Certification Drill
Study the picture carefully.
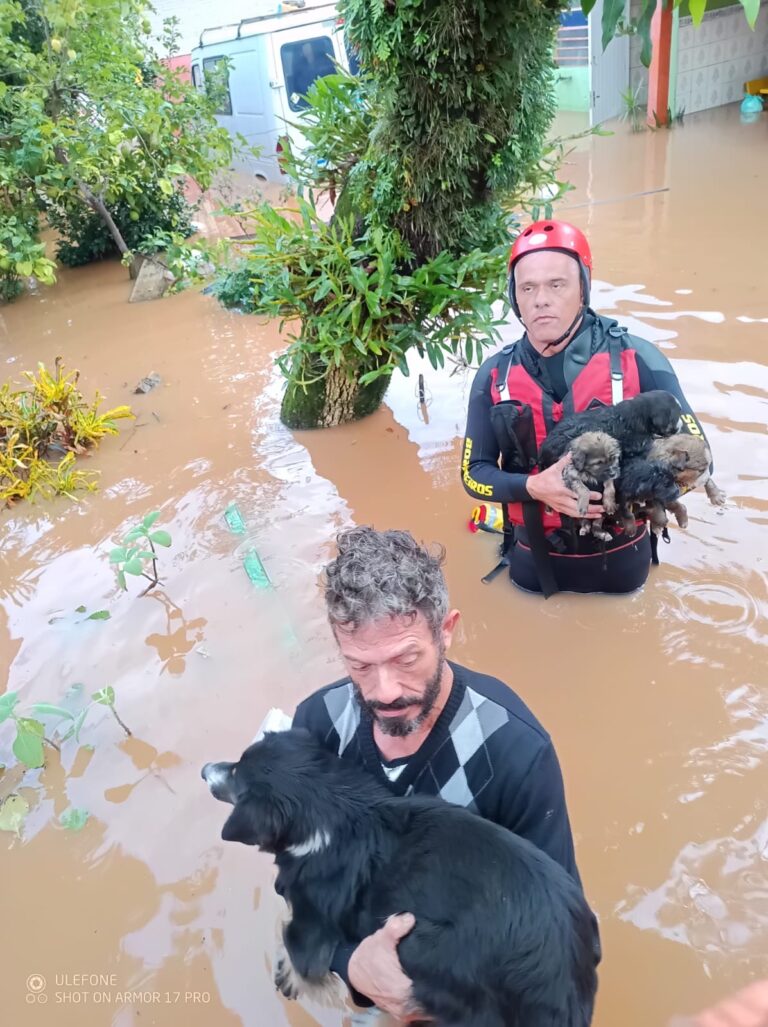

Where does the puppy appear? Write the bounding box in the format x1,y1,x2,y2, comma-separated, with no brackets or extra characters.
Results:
563,431,621,542
613,457,681,537
539,390,682,470
648,434,726,527
203,730,598,1027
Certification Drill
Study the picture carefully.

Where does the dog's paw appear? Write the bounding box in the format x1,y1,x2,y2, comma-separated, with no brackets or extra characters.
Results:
673,506,688,529
705,480,727,507
274,955,302,1000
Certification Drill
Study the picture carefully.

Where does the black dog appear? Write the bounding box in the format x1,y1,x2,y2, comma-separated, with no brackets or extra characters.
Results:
203,729,598,1027
538,390,682,469
614,456,681,536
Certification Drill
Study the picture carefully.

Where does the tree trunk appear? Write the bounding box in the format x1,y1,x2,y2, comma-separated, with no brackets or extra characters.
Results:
53,144,141,276
280,364,390,430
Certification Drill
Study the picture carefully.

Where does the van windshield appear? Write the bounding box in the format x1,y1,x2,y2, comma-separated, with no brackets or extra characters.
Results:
280,36,335,111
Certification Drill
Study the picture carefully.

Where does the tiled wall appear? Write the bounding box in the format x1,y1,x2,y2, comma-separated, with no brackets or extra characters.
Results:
677,4,768,113
630,2,768,115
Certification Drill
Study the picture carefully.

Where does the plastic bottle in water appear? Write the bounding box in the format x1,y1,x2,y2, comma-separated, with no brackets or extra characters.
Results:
243,548,271,589
224,502,246,535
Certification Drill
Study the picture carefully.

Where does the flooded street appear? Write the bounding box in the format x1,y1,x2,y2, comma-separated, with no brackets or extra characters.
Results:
1,104,767,1026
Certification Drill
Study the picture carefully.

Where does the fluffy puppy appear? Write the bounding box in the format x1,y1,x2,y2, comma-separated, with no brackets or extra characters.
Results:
539,390,682,470
614,457,681,537
648,434,726,525
563,431,621,541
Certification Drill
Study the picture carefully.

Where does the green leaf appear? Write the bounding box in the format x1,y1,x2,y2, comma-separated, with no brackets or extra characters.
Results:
636,0,655,67
109,547,127,563
124,528,145,543
581,0,598,14
123,558,144,575
16,717,44,736
689,0,706,24
86,610,111,621
16,260,33,277
0,691,19,724
159,178,173,196
142,511,161,529
75,605,87,613
13,721,45,769
92,686,115,707
739,0,760,27
60,807,89,831
30,703,74,721
117,570,127,591
602,0,626,51
59,706,89,744
136,550,155,561
149,530,171,547
0,794,30,835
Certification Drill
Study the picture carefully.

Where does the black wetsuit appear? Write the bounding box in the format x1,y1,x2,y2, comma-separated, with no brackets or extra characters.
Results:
462,311,708,594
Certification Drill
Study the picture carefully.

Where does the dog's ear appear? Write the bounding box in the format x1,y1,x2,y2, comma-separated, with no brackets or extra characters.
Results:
571,445,586,471
221,790,290,849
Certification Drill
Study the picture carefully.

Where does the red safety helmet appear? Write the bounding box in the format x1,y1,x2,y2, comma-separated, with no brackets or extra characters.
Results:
507,220,592,320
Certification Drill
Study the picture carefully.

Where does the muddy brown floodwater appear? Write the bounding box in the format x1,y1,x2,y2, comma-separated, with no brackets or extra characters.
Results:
1,104,767,1027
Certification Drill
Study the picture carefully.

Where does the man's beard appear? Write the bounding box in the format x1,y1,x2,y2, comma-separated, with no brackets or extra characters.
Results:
352,651,445,738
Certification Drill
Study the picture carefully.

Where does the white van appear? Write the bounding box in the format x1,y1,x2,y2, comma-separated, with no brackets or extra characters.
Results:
190,1,353,182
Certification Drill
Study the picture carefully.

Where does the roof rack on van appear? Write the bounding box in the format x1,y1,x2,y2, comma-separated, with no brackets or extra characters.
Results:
198,1,338,48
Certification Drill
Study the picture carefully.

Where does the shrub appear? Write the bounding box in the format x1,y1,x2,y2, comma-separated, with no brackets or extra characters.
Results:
48,189,195,268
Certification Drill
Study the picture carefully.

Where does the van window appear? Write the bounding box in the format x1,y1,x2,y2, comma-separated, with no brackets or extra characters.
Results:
191,64,202,90
280,36,335,111
203,56,233,116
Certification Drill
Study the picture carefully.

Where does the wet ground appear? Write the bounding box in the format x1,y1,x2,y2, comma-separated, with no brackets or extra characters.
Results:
1,103,767,1026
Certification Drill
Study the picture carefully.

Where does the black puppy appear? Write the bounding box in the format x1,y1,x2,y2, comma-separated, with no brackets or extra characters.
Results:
539,390,682,469
614,456,681,537
203,729,598,1027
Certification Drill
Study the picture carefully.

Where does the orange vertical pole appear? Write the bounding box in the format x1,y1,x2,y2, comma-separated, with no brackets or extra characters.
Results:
646,0,673,126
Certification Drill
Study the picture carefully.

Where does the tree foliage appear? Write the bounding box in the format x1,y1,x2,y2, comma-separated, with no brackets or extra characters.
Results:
0,0,233,299
340,0,565,261
217,0,573,427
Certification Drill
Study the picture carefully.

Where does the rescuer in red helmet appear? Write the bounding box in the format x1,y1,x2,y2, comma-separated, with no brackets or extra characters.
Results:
461,219,708,596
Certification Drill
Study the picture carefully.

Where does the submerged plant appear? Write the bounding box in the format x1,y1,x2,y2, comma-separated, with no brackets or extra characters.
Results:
0,358,133,506
0,685,131,772
620,85,647,133
111,511,172,595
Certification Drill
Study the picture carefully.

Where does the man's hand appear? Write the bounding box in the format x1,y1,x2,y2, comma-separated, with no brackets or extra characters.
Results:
669,980,768,1027
348,912,427,1022
526,453,604,519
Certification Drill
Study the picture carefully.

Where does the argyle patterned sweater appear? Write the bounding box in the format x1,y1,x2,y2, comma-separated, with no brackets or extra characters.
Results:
293,661,591,1005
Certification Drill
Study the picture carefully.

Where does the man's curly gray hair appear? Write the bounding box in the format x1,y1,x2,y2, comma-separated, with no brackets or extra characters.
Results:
324,526,449,638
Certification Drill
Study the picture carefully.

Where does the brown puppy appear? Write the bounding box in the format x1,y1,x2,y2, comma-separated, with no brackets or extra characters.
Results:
563,431,622,541
648,434,726,528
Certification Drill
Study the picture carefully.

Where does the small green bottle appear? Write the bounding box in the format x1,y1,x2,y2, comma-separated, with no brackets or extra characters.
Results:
243,548,271,589
224,502,246,535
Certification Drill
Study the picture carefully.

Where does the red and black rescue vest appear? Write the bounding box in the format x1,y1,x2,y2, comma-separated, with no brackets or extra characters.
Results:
491,318,641,531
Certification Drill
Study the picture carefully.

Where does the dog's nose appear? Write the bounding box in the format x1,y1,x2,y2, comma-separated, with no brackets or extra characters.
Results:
201,763,213,781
